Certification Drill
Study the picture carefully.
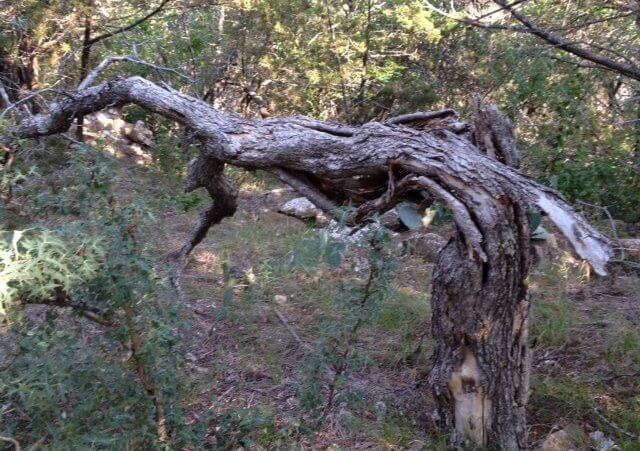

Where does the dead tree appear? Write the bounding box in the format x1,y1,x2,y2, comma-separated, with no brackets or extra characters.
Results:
1,76,612,450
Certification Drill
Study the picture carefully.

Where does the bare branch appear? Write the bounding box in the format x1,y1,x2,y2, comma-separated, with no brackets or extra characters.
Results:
0,82,12,109
269,168,338,214
87,0,173,46
1,76,613,274
274,308,312,351
0,86,60,121
78,55,192,90
424,1,529,32
415,175,488,262
386,109,456,125
0,435,20,451
491,0,640,81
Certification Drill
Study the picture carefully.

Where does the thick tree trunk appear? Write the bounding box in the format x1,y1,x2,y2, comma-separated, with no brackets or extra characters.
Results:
1,75,613,449
430,203,531,450
428,100,532,449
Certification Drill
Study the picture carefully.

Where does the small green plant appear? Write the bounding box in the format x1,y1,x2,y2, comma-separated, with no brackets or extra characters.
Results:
295,224,396,422
174,191,206,212
530,293,573,348
0,229,104,318
0,145,203,449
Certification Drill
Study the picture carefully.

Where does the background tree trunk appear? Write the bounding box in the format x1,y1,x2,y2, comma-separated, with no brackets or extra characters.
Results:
76,16,93,141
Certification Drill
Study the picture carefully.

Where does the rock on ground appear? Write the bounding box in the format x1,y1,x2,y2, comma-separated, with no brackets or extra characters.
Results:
278,197,322,220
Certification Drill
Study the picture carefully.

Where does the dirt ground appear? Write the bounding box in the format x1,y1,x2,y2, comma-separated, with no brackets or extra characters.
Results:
144,166,640,450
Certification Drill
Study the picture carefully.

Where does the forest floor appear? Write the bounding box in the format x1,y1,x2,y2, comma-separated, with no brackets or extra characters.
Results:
137,159,640,450
2,142,639,450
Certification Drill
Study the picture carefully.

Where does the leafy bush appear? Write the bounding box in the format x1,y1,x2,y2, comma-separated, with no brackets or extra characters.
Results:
0,144,202,449
0,229,104,318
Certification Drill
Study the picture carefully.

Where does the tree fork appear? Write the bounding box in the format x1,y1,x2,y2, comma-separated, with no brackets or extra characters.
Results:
429,102,532,448
2,76,613,449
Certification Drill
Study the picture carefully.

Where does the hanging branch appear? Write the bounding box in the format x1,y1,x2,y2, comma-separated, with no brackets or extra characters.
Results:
491,0,640,81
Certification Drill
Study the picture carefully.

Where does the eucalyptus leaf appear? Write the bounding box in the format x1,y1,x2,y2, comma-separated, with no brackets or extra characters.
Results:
397,202,423,230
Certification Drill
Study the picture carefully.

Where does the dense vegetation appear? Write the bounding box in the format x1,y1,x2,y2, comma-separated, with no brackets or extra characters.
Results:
1,0,639,449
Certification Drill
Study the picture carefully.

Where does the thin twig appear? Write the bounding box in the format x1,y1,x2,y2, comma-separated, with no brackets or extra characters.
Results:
603,369,640,383
78,55,192,90
0,435,21,451
592,407,639,440
274,308,311,351
0,86,59,121
125,307,169,444
27,436,46,450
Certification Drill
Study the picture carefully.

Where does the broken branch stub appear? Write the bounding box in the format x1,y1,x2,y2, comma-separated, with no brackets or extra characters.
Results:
2,76,613,449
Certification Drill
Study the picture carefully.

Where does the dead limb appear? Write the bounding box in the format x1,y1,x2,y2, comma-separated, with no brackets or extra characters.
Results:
274,308,312,351
386,108,456,125
0,86,59,121
0,436,20,451
270,168,338,214
78,55,192,90
472,97,520,168
592,407,640,441
19,290,113,327
176,156,238,271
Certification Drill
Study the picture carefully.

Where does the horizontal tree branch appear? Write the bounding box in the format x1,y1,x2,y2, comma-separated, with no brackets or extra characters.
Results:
2,76,613,274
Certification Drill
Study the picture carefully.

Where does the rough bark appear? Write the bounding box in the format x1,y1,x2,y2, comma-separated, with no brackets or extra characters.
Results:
429,102,531,449
1,75,614,449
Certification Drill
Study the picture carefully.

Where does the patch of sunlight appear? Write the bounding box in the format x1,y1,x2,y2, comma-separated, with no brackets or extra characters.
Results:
394,285,426,297
91,138,152,166
239,181,268,194
193,250,220,269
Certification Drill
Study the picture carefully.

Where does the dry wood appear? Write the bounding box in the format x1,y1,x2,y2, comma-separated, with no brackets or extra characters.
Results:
274,308,312,351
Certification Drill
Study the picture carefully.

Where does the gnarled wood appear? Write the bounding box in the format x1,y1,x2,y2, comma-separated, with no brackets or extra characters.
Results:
428,101,532,449
1,75,614,449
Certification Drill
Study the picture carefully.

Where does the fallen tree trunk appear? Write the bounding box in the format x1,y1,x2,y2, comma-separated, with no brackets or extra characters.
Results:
1,76,613,449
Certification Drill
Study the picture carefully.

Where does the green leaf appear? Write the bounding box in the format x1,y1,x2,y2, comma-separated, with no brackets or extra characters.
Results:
527,208,542,233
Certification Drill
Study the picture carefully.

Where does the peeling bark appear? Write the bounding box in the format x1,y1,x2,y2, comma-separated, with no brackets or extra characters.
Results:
1,76,614,449
428,103,534,449
429,186,533,450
